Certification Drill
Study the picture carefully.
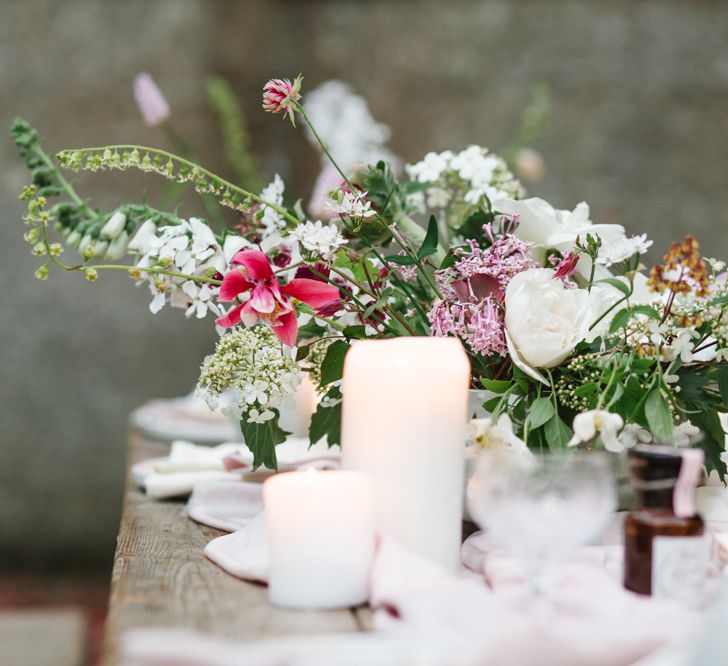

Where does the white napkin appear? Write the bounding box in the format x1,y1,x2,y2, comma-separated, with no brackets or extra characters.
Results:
138,441,248,500
136,438,340,500
187,480,263,532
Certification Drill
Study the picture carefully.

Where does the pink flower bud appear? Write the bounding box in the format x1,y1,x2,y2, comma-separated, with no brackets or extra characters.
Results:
262,76,303,125
133,73,170,127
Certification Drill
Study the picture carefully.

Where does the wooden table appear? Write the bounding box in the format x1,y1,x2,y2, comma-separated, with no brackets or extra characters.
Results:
102,429,372,665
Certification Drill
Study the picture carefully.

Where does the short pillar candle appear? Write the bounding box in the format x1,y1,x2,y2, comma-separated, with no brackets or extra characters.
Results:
263,470,375,609
341,337,471,573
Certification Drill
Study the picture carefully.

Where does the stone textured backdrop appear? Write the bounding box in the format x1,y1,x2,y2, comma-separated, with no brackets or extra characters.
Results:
1,0,727,570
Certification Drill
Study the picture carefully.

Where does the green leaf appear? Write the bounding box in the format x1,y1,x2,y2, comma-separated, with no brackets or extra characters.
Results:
343,325,367,340
480,378,512,393
718,366,728,409
692,410,728,480
456,210,490,243
544,412,572,450
384,254,416,266
528,397,555,430
320,340,350,386
609,308,632,334
295,344,310,362
645,388,674,443
574,382,599,397
417,215,439,259
597,277,631,296
309,389,342,446
631,305,661,320
240,410,289,471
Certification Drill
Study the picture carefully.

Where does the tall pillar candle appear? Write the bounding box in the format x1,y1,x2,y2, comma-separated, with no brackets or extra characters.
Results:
264,470,375,609
341,337,470,572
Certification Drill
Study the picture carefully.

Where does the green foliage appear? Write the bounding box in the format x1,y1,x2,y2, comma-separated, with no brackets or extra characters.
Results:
319,340,350,386
544,412,572,450
644,388,674,443
240,410,290,471
206,77,262,191
309,386,342,447
528,396,554,430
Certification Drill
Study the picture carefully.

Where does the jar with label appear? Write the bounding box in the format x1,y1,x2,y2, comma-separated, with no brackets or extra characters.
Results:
624,444,708,604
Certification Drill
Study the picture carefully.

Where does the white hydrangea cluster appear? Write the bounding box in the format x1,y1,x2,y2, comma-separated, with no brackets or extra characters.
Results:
196,326,304,423
406,145,524,215
289,220,348,260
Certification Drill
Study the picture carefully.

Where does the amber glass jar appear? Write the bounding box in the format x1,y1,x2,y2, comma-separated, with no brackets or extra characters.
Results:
624,444,707,603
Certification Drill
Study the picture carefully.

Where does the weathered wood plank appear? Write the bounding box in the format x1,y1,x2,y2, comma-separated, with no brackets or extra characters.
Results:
102,429,362,665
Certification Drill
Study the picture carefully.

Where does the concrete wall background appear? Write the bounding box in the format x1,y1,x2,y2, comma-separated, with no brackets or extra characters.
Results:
1,0,727,571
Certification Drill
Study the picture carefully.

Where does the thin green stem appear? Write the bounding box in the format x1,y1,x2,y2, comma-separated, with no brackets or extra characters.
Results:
32,144,98,219
40,220,222,285
59,144,299,227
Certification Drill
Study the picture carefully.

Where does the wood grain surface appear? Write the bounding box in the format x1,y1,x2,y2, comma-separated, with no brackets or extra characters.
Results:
102,429,368,665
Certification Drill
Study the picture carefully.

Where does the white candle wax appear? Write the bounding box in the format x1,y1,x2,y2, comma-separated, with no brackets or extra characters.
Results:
341,337,470,572
263,470,375,609
278,374,318,437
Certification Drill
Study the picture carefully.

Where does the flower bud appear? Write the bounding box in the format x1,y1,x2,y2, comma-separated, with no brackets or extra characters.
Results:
35,262,49,281
105,231,130,260
49,243,63,256
84,267,98,282
78,233,94,255
31,242,47,256
127,220,157,252
83,243,96,261
100,210,127,239
92,240,109,259
66,230,82,248
24,227,41,244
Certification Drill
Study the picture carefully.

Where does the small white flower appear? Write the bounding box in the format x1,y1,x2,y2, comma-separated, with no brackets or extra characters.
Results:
180,281,219,319
596,234,654,266
128,219,157,252
467,414,531,458
248,408,276,424
259,175,286,237
619,423,653,449
569,409,624,452
425,187,451,209
668,329,698,363
289,220,348,259
406,151,453,183
324,190,376,220
674,420,700,447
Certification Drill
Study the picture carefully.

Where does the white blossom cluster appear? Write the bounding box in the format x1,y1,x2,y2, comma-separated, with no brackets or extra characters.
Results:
289,220,348,260
196,326,304,423
406,145,524,215
258,175,287,238
595,234,653,267
132,218,247,318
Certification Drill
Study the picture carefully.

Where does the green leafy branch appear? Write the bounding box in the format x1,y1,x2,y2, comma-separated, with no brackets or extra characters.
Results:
55,144,300,227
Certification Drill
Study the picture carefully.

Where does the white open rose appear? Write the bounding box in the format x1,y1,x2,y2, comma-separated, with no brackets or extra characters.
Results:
505,268,603,384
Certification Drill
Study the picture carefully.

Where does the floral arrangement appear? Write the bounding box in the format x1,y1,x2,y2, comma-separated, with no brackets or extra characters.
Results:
12,75,728,476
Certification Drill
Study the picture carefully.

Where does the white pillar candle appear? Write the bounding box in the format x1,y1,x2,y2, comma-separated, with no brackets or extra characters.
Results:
263,470,375,609
278,374,318,437
341,337,470,573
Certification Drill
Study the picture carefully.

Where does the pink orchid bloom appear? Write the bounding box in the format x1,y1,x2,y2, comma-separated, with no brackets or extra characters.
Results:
215,249,340,346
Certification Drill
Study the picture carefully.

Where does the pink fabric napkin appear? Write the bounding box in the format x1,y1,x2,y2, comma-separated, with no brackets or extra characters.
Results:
369,538,698,666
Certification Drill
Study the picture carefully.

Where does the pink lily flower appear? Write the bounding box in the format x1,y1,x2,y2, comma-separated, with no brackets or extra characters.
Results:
215,249,340,346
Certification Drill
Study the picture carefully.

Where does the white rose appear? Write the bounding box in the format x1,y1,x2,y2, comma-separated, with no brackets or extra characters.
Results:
492,197,559,256
505,268,602,384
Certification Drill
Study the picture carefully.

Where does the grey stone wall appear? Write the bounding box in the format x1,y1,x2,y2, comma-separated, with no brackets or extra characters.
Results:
1,0,727,570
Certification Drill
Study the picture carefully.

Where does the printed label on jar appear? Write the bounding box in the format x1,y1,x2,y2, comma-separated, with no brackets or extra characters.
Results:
652,535,710,605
